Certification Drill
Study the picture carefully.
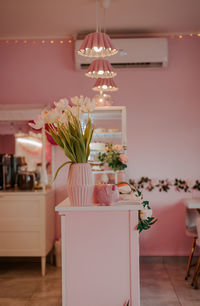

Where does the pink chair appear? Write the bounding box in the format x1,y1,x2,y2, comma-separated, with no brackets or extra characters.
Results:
191,216,200,289
185,208,198,280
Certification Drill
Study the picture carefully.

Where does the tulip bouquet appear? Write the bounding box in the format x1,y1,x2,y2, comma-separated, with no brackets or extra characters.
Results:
29,96,96,178
98,143,128,171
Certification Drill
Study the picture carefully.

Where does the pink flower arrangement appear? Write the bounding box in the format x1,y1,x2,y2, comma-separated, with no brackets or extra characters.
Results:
119,154,128,165
113,144,124,152
98,143,128,171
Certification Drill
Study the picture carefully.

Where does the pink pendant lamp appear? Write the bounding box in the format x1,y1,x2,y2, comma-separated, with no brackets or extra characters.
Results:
92,78,118,92
78,32,118,58
85,59,117,78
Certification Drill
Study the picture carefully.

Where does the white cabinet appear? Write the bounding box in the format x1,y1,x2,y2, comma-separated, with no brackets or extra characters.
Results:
0,104,56,276
0,190,55,276
56,197,142,306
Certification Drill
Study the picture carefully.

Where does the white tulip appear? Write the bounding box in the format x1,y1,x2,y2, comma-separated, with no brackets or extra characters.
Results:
29,115,44,130
81,97,96,113
71,96,82,106
41,109,60,124
54,98,69,111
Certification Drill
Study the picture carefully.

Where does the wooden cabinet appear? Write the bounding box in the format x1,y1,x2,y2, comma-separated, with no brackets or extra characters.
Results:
0,190,55,276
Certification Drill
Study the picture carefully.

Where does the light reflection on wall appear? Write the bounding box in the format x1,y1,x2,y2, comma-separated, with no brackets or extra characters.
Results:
15,135,42,171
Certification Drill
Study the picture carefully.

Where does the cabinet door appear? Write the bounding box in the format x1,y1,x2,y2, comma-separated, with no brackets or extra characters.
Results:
0,195,44,256
62,210,140,306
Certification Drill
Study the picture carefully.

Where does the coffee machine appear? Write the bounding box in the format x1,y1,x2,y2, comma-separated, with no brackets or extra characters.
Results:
0,154,23,190
0,154,12,190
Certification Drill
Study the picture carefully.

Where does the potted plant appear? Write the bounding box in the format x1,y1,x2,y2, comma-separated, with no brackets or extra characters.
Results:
98,143,128,171
29,96,96,206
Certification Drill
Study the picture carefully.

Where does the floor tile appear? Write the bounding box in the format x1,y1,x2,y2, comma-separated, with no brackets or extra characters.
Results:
0,278,38,299
0,257,199,306
0,298,29,306
31,278,62,299
26,297,60,306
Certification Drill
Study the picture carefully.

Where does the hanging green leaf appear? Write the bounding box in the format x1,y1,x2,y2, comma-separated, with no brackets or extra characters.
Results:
54,161,72,180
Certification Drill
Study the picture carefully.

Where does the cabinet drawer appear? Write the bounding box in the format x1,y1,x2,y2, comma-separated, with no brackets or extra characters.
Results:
0,231,42,256
0,197,43,230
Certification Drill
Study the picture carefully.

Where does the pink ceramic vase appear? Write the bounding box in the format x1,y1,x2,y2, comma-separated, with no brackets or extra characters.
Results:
67,163,94,206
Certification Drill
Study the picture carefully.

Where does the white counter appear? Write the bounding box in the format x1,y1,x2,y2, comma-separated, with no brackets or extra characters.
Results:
55,194,142,306
56,193,142,213
183,198,200,209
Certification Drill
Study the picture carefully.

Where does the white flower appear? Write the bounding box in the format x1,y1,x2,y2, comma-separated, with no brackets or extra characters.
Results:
71,96,84,107
140,207,152,221
81,97,96,113
54,98,69,111
29,115,44,130
41,109,60,124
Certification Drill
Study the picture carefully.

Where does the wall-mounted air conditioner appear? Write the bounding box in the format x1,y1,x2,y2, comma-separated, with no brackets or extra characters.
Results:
75,37,168,69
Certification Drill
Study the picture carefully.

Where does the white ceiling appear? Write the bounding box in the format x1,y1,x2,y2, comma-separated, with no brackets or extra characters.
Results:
0,0,200,39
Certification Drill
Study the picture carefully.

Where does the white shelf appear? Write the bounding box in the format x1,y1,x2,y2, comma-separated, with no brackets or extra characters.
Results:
92,170,118,174
93,132,122,139
82,107,125,121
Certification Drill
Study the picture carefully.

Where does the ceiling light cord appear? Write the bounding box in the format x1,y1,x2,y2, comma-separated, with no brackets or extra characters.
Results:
103,8,106,33
96,0,99,32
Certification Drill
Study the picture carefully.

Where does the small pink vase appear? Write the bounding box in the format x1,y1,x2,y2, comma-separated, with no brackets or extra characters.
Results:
67,163,94,206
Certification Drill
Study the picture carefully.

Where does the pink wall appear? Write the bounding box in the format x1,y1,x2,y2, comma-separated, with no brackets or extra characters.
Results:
0,37,200,255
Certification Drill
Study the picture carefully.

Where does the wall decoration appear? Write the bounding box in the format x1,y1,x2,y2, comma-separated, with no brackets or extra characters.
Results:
130,185,158,233
129,177,200,193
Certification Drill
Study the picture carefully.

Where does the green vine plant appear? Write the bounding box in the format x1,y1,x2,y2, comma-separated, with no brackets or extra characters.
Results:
129,177,200,193
131,186,158,233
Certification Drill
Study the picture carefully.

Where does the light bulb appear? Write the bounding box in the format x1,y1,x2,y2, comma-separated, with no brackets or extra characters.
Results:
98,70,104,75
93,46,103,52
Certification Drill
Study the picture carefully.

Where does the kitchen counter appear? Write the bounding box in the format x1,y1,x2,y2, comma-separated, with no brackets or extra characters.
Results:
0,188,54,196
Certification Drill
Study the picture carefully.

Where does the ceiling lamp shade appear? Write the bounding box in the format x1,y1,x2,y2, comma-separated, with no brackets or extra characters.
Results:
78,32,118,58
92,78,118,92
94,93,113,106
85,59,117,79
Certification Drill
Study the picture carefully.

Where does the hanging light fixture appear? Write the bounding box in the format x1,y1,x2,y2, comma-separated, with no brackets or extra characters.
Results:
78,32,118,58
78,0,118,58
85,59,117,78
94,92,113,106
92,78,118,92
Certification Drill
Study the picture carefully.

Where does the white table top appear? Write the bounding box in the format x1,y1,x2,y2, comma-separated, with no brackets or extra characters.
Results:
55,193,142,213
183,198,200,209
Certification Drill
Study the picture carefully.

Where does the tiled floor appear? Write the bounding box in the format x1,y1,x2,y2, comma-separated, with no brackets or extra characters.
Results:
0,257,199,306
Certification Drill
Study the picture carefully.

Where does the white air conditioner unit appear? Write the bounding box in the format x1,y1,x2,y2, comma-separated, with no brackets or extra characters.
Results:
75,37,168,69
